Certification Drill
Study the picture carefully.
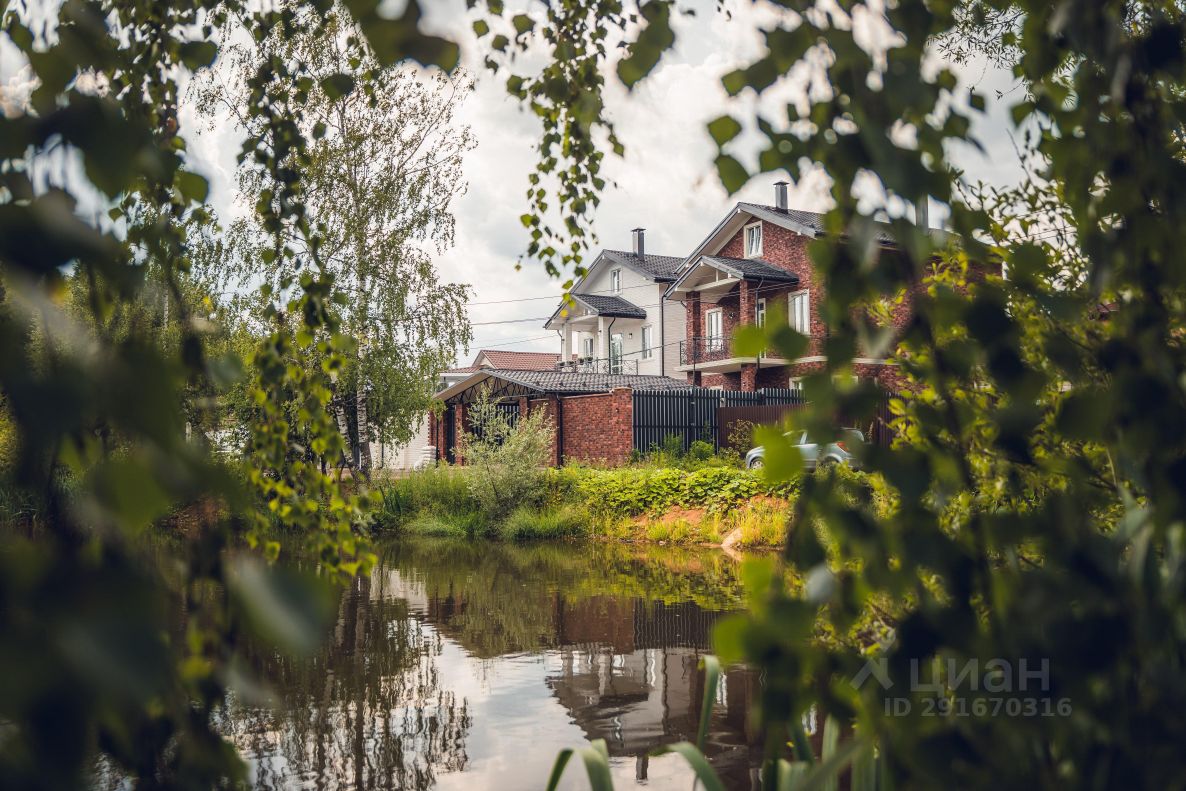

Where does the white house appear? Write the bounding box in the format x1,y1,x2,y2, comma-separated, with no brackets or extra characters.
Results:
543,229,686,377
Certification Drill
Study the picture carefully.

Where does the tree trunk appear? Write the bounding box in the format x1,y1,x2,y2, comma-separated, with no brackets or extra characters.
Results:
355,387,372,474
334,398,356,472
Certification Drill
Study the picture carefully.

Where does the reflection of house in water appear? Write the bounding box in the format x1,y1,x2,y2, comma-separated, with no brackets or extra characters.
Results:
406,567,767,788
549,597,763,788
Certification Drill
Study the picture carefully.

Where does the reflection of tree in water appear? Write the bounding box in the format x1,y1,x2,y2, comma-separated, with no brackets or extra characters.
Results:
220,566,471,790
382,540,747,658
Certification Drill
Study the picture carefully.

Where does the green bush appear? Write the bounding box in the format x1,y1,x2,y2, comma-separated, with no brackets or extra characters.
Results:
460,389,554,521
687,439,714,461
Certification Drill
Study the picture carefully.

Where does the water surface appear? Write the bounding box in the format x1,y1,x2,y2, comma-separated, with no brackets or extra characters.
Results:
222,539,765,790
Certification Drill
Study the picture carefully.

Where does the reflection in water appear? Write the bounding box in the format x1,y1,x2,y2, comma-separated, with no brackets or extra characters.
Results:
223,540,764,790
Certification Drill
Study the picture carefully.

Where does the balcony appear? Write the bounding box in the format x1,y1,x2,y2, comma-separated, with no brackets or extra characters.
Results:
678,336,787,373
556,358,639,375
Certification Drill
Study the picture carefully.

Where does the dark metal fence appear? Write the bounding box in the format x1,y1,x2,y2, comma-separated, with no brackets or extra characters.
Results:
633,387,900,455
632,388,720,454
632,388,807,454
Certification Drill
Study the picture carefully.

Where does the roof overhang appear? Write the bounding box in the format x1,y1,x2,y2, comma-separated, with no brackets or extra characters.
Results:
544,296,597,330
665,255,798,302
437,370,575,404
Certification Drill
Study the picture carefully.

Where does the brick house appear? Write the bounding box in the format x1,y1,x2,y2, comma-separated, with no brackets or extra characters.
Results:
430,370,687,466
664,182,920,392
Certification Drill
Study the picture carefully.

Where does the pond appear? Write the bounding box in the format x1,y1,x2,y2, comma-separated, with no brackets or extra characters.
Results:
219,539,766,790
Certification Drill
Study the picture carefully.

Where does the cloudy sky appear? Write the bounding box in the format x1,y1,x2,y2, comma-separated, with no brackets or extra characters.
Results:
1,1,1026,364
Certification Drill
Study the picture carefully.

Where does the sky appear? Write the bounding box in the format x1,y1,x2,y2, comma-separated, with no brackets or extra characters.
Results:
407,0,1026,362
1,1,1029,365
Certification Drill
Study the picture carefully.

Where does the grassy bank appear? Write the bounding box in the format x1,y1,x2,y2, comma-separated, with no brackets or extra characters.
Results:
373,463,803,547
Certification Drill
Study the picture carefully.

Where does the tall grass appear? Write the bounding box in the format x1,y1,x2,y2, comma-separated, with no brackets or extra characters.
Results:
374,466,479,531
499,504,588,542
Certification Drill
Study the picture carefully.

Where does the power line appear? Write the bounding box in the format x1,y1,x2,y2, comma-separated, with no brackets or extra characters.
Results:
468,278,664,307
469,333,557,349
470,316,554,326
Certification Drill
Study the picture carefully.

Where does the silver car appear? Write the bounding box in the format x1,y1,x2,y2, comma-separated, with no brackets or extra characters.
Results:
745,428,864,470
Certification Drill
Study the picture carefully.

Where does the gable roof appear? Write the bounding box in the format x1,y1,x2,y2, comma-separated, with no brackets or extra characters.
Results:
674,201,952,281
571,293,648,319
437,368,688,403
601,249,685,281
739,203,905,245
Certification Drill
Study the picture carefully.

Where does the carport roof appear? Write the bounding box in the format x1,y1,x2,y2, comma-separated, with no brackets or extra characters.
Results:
437,369,689,404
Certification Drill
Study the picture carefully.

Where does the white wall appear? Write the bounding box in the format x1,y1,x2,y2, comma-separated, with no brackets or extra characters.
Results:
375,414,433,470
567,258,684,377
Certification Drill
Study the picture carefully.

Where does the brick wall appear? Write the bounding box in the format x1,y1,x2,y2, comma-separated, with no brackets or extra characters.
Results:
560,387,634,465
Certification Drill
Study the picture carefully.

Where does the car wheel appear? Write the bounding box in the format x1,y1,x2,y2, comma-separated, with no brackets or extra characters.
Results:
748,457,764,469
818,457,837,470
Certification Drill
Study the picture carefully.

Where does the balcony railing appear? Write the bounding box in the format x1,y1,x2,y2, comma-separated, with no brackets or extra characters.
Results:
556,358,639,375
679,336,736,366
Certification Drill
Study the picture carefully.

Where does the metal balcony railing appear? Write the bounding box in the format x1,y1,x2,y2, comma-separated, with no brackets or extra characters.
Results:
679,336,734,366
556,358,638,375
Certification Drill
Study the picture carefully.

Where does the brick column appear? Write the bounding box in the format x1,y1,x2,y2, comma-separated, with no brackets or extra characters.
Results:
741,364,757,391
518,396,529,419
612,387,633,465
739,280,755,326
686,291,702,386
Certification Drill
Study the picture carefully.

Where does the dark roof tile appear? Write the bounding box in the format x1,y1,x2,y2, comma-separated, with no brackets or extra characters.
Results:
572,293,648,318
701,255,800,283
602,249,685,280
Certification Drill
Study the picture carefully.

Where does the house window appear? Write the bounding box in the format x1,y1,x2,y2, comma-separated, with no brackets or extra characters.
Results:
789,290,810,334
755,297,767,327
610,269,622,294
610,333,624,373
744,222,763,257
705,308,724,351
583,337,594,360
641,326,653,359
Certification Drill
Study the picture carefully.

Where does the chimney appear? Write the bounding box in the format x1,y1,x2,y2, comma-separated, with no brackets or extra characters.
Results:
631,227,645,257
774,180,788,211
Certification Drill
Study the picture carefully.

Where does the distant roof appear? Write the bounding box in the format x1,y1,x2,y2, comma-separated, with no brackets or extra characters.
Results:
572,293,648,319
701,255,800,283
444,349,561,376
602,249,686,281
438,368,688,403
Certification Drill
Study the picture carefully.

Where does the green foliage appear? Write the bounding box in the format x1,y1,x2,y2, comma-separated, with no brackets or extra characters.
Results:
564,465,791,520
0,0,460,782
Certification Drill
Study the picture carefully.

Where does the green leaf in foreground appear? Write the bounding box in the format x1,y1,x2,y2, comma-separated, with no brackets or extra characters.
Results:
545,739,613,791
653,742,726,791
